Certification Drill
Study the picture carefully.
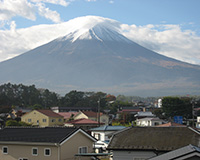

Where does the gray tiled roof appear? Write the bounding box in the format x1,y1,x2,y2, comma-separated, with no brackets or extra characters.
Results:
149,144,200,160
107,127,200,151
0,127,78,144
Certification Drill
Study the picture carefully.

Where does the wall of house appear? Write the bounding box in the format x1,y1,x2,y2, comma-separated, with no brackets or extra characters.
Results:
60,131,94,160
112,150,156,160
0,144,58,160
21,110,49,127
136,119,163,127
48,117,64,126
74,113,88,120
91,131,105,141
196,117,200,128
21,110,64,127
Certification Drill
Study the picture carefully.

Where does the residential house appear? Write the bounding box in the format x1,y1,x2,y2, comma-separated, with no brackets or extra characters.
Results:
65,118,104,130
8,107,32,119
116,107,142,121
90,125,126,153
21,109,64,127
75,111,109,125
107,126,200,160
51,106,93,113
196,116,200,128
0,127,96,160
136,117,165,126
57,112,79,122
149,144,200,160
134,111,156,119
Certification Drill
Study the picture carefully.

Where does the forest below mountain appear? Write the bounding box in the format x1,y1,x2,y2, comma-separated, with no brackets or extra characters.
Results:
0,83,199,116
0,83,158,113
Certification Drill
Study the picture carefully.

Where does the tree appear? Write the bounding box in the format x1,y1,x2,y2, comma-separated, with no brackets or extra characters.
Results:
162,97,192,119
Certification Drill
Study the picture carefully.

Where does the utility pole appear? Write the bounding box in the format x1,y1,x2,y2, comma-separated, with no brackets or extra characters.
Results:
192,100,195,128
98,99,100,127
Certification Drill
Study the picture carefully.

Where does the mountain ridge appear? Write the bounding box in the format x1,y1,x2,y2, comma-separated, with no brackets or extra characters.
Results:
0,16,200,96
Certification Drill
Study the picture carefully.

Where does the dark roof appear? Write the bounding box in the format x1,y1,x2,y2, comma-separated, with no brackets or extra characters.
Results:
81,111,103,117
107,127,200,151
37,109,63,118
0,127,78,144
149,144,200,160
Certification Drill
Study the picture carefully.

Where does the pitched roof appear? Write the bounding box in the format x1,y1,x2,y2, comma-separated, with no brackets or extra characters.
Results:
136,117,165,121
134,111,155,117
37,109,63,118
107,127,200,151
57,112,79,119
66,118,103,125
0,127,78,143
81,111,103,118
90,125,126,131
156,122,186,127
149,144,200,160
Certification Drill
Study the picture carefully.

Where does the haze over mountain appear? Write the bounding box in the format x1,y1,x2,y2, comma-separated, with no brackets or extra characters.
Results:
0,16,200,96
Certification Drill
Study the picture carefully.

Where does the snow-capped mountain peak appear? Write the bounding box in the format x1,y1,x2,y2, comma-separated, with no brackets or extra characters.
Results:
56,16,132,43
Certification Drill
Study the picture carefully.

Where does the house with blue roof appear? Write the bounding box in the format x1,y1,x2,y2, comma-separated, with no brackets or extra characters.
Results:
90,125,126,153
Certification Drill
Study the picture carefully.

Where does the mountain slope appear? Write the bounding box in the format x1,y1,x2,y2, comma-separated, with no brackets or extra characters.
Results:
0,16,200,96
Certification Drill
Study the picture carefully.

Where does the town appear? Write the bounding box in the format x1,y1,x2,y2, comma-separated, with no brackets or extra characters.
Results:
0,83,200,160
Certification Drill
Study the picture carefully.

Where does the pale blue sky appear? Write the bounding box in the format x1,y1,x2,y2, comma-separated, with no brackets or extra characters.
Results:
0,0,200,64
10,0,200,34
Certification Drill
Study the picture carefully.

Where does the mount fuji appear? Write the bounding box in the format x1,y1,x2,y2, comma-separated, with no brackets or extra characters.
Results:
0,16,200,96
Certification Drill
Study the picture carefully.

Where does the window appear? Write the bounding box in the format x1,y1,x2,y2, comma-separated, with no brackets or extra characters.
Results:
94,133,101,140
28,119,31,122
44,148,51,156
19,158,28,160
58,119,62,122
79,146,87,153
51,119,55,122
2,146,8,154
32,148,38,156
43,119,47,122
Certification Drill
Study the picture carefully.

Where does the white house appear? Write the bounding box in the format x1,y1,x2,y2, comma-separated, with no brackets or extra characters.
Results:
90,125,126,153
196,116,200,128
136,117,165,126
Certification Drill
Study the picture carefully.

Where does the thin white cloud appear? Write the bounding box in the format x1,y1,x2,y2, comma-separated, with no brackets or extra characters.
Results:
0,0,36,21
36,3,62,23
121,24,200,65
0,0,68,25
30,0,69,6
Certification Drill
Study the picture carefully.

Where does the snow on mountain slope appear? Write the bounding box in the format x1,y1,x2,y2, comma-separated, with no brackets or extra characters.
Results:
56,16,132,43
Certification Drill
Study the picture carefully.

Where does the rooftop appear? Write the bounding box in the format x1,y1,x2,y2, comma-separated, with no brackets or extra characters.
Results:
149,144,200,160
37,109,63,118
156,122,186,127
66,118,103,125
81,111,103,117
90,125,126,131
0,127,78,143
108,127,200,151
57,112,79,119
